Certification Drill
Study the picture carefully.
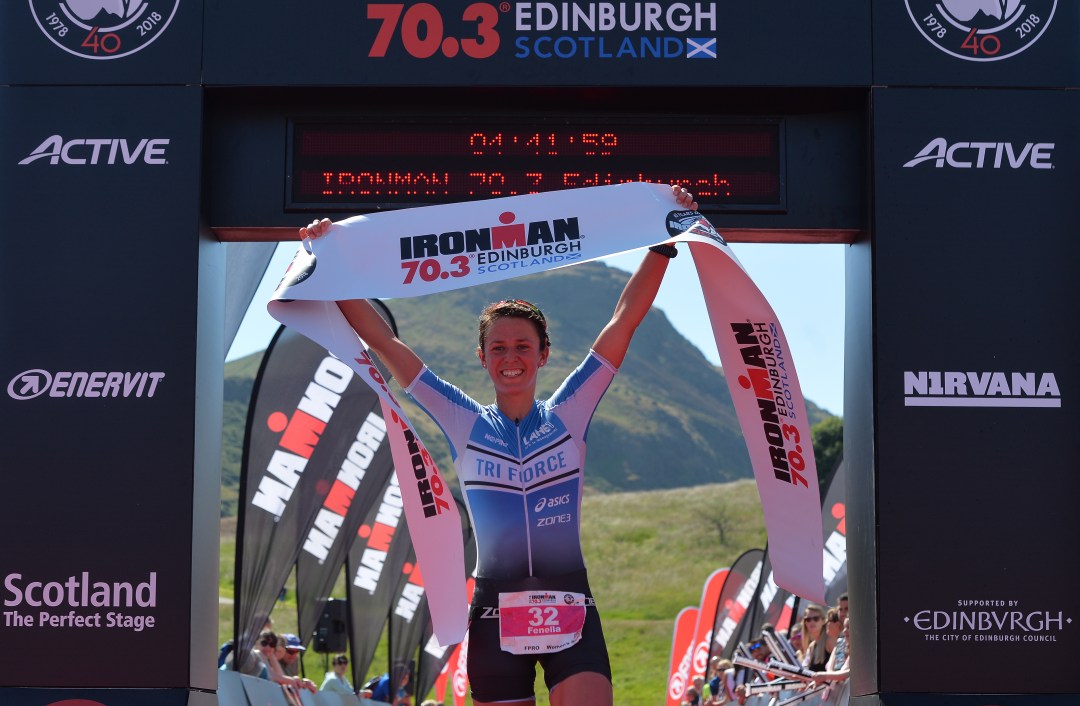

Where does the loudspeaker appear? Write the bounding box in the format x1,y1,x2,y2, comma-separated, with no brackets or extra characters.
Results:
312,599,348,653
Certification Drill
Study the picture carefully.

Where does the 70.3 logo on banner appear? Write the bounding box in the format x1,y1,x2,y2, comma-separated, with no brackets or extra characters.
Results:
367,2,503,59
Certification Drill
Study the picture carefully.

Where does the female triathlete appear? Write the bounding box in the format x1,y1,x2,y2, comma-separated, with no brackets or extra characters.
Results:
300,184,697,706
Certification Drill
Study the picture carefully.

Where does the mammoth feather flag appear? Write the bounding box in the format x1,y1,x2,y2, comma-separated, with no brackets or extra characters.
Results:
268,182,824,644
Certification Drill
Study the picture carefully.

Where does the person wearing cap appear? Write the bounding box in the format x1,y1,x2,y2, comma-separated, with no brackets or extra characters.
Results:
278,633,317,693
279,634,305,677
320,654,355,694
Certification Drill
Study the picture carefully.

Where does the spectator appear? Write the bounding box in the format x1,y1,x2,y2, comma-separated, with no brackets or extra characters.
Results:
219,621,276,676
705,658,734,704
252,630,277,680
253,630,312,697
836,593,849,623
809,616,851,706
788,622,804,657
279,633,316,691
692,676,707,705
279,634,302,675
747,635,772,668
274,638,317,694
358,674,379,699
799,605,831,671
217,639,235,669
817,618,850,680
321,654,354,694
685,684,700,706
824,607,843,655
371,669,411,705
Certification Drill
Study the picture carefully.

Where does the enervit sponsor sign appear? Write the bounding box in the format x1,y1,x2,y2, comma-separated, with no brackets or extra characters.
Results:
7,369,165,400
903,370,1061,408
903,138,1054,169
905,0,1057,62
18,136,170,166
29,0,181,60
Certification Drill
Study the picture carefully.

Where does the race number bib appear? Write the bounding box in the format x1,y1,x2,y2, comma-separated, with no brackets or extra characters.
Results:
498,590,587,655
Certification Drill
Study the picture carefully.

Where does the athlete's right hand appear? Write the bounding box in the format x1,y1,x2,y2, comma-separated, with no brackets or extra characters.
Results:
299,218,333,240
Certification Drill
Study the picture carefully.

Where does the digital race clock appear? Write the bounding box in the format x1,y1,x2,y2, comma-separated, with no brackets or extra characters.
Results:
286,118,784,213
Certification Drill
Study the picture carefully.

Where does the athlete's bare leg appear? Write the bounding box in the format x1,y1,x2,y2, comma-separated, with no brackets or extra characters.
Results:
549,671,613,706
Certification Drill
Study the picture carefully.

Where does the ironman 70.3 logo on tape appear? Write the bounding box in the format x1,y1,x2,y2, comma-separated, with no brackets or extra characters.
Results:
30,0,180,60
905,0,1057,62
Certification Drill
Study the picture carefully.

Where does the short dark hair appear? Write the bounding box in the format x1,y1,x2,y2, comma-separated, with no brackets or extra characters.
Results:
332,654,349,665
478,299,549,351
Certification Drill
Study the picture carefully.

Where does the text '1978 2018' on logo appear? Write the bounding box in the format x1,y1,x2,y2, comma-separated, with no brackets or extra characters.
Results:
30,0,180,60
905,0,1057,62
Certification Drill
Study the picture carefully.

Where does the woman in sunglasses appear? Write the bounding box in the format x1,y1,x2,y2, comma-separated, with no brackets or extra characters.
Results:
799,605,832,672
300,185,698,706
320,654,354,695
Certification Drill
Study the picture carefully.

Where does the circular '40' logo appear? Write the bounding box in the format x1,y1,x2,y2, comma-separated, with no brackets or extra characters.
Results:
30,0,180,60
905,0,1057,62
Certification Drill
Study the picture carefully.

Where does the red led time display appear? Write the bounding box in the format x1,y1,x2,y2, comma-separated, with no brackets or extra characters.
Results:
287,119,783,212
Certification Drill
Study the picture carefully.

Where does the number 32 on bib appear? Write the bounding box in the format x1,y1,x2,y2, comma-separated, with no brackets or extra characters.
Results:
498,591,588,655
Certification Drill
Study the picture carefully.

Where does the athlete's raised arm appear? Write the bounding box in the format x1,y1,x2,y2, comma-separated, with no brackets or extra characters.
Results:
592,184,698,367
299,218,424,385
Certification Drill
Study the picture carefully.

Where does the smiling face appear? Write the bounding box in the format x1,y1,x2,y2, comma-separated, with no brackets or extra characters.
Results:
478,317,549,396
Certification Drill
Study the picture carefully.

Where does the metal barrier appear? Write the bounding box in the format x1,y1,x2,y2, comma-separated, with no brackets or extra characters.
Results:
219,670,389,706
740,680,849,706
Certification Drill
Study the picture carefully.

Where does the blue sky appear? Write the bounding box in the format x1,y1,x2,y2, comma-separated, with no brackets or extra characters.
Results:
228,241,846,417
